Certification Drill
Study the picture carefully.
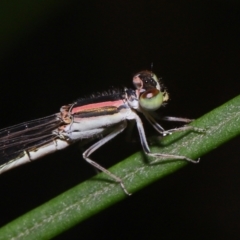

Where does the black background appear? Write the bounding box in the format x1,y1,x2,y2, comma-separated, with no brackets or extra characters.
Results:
0,1,240,239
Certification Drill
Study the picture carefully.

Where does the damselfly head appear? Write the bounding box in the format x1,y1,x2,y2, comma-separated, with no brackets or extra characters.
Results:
133,70,161,92
133,71,169,111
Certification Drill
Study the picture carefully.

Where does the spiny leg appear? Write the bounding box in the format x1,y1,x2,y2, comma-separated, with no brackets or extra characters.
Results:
147,152,200,164
82,121,131,195
161,125,205,136
133,111,200,164
160,116,193,123
143,111,205,136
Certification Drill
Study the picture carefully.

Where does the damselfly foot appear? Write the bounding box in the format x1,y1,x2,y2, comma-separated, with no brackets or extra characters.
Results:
148,152,200,164
162,125,205,136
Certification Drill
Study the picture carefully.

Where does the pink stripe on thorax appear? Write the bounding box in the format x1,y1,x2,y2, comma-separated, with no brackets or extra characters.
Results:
71,100,124,114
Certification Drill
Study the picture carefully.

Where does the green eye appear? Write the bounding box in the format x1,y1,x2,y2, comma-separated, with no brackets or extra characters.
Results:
139,89,168,111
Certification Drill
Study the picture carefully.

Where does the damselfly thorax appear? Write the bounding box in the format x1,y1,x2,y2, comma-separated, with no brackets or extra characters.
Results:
0,71,201,195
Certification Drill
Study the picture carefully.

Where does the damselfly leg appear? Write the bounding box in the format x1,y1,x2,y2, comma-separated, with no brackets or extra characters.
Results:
82,121,130,195
142,111,204,136
82,111,200,195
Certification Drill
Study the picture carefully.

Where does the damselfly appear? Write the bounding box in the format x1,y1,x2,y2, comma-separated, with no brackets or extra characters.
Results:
0,71,200,195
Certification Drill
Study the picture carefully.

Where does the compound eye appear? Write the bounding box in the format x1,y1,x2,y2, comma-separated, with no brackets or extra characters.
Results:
139,89,164,111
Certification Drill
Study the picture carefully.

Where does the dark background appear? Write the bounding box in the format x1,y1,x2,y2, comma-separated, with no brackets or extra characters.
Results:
0,1,240,239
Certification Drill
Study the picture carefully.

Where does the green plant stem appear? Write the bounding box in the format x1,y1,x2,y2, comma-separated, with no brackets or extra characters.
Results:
0,95,240,239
